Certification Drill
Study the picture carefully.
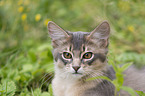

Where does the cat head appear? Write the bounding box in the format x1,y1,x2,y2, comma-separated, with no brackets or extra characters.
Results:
47,21,110,80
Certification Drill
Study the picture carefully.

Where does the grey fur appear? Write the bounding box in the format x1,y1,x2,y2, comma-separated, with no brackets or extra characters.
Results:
84,66,116,96
71,32,86,50
47,21,145,96
84,80,115,96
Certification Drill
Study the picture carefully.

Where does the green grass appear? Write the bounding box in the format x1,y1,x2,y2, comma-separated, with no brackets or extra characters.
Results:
0,0,145,96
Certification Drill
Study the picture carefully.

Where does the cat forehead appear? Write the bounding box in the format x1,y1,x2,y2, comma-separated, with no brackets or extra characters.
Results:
69,31,90,50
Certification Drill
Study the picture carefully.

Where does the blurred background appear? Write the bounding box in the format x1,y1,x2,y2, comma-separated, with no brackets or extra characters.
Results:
0,0,145,95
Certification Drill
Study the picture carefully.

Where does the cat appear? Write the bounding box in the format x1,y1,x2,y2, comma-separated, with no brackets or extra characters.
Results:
47,21,145,96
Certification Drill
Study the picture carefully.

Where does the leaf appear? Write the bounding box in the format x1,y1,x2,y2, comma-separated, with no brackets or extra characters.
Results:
41,92,50,96
120,62,133,72
120,86,136,96
136,90,145,96
28,50,37,62
0,81,16,96
112,80,121,92
86,76,112,82
22,64,33,72
33,88,41,96
49,84,53,96
115,72,124,86
37,44,52,52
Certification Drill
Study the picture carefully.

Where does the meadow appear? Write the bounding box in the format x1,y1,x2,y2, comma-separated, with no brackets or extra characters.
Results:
0,0,145,96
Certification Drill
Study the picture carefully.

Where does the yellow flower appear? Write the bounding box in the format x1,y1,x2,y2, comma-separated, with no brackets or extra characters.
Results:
18,6,24,13
21,14,27,21
127,25,134,32
44,19,51,26
35,14,41,22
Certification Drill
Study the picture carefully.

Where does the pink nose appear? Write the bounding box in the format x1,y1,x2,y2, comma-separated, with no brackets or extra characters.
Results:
72,66,81,72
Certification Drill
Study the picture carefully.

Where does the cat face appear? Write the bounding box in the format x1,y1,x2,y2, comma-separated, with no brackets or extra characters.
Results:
48,21,110,79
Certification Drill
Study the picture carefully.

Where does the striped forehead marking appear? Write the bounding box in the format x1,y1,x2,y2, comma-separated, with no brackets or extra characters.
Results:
71,32,86,50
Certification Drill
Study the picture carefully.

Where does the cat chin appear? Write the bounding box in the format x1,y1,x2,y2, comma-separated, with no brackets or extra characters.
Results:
72,73,83,76
71,73,84,78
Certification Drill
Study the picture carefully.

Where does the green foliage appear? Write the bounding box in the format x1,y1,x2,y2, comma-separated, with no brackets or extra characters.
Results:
0,43,54,95
31,88,51,96
0,81,16,96
108,53,145,96
136,90,145,96
117,52,145,67
87,58,145,96
86,76,112,82
48,84,53,96
86,61,137,96
0,0,145,95
111,61,136,96
120,86,136,96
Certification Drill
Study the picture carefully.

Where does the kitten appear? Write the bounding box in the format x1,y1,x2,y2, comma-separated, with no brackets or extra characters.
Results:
47,21,145,96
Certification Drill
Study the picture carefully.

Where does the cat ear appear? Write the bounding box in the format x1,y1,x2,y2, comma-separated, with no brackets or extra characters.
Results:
47,21,70,41
47,21,70,47
87,21,110,47
88,21,110,39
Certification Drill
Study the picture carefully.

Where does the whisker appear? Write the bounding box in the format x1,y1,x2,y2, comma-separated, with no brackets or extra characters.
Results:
40,72,54,88
92,70,113,80
41,74,54,87
39,73,49,82
39,68,54,82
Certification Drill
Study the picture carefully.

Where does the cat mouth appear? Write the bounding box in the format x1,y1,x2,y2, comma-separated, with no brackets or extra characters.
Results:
72,72,83,75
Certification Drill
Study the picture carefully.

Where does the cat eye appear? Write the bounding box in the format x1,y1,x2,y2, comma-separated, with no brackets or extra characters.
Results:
83,52,93,59
63,52,72,59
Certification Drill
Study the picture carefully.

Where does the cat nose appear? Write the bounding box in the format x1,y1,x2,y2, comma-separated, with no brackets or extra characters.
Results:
72,66,81,72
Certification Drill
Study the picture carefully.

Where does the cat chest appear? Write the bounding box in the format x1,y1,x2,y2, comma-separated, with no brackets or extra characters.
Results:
52,78,86,96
